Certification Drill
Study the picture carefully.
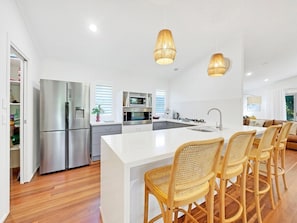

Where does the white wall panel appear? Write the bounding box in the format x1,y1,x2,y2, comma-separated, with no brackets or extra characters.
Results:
0,0,41,221
40,58,170,122
244,75,297,120
169,37,243,127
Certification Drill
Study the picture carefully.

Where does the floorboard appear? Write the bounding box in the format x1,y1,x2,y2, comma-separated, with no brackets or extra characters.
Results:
5,162,101,223
4,150,297,223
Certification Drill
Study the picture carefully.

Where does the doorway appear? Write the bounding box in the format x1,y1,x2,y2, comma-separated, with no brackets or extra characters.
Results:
9,45,27,184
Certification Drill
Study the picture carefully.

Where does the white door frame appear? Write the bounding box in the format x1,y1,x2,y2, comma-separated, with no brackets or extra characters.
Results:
8,41,28,184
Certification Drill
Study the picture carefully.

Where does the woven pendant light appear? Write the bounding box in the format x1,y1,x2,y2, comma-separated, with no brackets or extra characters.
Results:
154,29,176,65
207,53,229,76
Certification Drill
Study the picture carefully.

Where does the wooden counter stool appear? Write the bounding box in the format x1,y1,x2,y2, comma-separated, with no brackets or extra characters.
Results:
271,122,293,201
246,125,281,223
143,138,224,223
215,130,256,223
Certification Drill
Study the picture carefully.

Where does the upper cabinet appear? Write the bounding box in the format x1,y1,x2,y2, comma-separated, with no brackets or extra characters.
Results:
122,91,152,107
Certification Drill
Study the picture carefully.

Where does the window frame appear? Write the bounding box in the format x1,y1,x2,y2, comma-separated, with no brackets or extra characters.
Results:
93,83,113,117
285,93,296,121
155,90,167,115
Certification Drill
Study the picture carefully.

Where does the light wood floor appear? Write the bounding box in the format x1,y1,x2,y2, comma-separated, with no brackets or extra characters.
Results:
5,149,297,223
5,162,101,223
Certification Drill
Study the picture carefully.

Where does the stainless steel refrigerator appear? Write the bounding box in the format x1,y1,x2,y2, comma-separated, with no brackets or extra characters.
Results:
40,79,90,174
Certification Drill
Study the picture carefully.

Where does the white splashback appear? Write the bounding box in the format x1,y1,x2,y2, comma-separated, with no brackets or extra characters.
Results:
168,37,243,128
171,98,242,128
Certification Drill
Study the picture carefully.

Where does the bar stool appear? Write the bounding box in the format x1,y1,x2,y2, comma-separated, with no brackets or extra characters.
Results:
215,130,256,223
271,122,293,200
246,125,281,223
143,138,224,223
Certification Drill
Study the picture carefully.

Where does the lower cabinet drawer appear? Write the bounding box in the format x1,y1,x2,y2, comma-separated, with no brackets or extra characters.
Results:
92,124,122,133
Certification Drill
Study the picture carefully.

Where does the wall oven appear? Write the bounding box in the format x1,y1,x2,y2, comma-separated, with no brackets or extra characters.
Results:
123,107,152,125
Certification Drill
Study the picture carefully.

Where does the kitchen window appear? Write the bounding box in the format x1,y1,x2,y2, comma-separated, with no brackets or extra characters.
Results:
95,84,112,115
155,90,166,115
247,96,261,112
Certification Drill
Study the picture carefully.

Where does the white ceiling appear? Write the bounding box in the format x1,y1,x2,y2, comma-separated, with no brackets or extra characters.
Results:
15,0,297,90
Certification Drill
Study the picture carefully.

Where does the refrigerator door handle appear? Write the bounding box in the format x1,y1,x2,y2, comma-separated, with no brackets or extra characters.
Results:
65,102,69,129
65,101,69,169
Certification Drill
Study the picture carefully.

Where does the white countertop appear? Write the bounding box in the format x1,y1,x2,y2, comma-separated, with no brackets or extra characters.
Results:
91,118,201,126
102,125,266,168
153,117,199,124
90,121,122,126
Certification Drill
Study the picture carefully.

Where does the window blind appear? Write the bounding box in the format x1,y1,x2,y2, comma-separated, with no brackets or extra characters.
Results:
155,90,166,114
95,85,112,115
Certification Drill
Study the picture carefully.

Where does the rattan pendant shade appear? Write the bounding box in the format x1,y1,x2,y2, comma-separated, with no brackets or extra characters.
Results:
154,29,176,65
207,53,230,76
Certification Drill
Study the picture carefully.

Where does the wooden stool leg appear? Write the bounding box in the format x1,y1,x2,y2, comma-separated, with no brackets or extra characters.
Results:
219,178,226,223
144,186,149,223
281,149,288,190
267,158,275,209
274,150,282,200
254,161,263,223
184,203,192,223
208,184,215,223
165,208,173,223
241,167,247,223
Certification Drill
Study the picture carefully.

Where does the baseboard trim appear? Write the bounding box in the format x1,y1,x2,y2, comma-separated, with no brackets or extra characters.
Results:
0,212,9,223
24,166,39,183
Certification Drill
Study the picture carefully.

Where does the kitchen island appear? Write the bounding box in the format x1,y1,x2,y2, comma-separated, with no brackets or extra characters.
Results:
100,124,265,223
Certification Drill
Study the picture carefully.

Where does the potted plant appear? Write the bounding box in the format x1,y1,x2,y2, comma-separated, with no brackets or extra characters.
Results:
92,104,104,122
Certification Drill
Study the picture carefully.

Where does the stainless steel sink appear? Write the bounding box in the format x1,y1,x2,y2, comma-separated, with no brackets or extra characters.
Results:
181,118,191,122
188,126,218,132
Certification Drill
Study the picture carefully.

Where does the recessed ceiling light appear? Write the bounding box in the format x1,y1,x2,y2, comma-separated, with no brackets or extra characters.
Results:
264,78,269,82
246,72,252,76
89,24,97,32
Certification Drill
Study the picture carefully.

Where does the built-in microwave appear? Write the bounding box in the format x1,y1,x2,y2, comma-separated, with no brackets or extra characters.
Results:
129,96,146,106
123,107,152,125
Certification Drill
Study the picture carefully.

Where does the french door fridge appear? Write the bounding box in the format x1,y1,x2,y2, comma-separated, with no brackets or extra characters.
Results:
40,79,90,174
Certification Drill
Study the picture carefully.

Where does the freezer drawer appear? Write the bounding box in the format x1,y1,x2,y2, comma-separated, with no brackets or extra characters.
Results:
68,128,90,169
40,131,66,174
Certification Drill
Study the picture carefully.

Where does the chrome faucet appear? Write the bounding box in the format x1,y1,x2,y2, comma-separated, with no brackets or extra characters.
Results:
207,107,223,130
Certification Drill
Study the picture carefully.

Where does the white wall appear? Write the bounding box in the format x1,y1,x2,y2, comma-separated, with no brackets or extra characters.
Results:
0,0,40,221
243,75,297,120
41,58,170,122
169,37,244,128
